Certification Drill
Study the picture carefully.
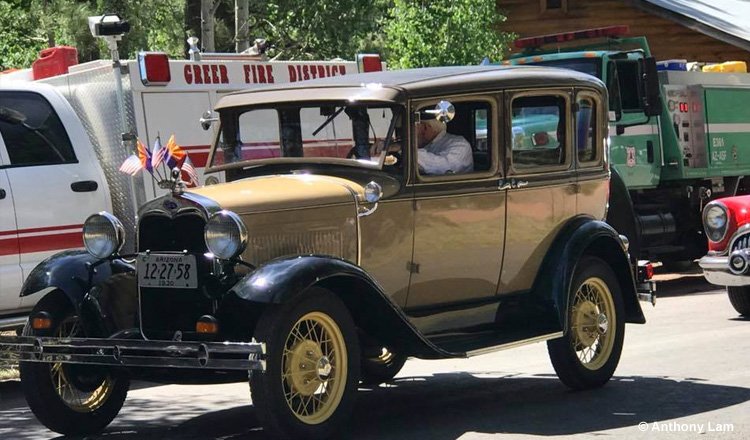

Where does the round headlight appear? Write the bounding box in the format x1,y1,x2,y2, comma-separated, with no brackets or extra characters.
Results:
83,212,125,259
204,210,248,260
703,203,728,242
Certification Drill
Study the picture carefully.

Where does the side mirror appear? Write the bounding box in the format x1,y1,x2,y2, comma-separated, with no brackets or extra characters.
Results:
0,107,27,125
642,57,663,117
200,110,218,131
425,100,455,123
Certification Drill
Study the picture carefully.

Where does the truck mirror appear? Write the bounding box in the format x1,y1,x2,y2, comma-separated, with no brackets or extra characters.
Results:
200,110,218,131
0,107,27,125
642,57,663,117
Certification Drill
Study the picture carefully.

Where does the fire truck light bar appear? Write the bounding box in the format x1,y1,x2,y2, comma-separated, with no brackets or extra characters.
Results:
515,25,629,49
138,52,171,86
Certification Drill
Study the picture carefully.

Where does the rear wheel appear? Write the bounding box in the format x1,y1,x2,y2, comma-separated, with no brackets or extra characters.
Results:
727,286,750,316
360,347,407,385
548,256,625,390
250,288,360,439
19,294,129,435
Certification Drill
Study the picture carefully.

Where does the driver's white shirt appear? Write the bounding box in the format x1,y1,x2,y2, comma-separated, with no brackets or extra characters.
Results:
417,131,473,174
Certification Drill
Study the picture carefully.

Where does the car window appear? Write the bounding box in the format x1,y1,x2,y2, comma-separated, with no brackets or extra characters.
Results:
615,60,642,111
415,100,492,176
576,96,598,164
0,91,77,167
511,95,566,169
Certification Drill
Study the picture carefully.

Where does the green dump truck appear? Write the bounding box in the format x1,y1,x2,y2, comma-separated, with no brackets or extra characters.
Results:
507,25,750,263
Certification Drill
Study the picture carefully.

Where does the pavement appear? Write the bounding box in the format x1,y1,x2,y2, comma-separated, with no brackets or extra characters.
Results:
0,274,748,439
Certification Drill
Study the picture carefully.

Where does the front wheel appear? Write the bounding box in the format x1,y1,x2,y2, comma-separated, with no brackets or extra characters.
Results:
727,286,750,316
547,256,625,390
250,288,360,439
19,294,129,436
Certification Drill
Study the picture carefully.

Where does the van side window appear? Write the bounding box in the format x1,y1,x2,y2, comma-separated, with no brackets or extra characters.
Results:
511,95,566,169
0,92,77,167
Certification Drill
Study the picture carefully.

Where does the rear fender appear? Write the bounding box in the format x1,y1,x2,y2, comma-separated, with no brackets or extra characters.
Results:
531,217,645,331
230,255,452,359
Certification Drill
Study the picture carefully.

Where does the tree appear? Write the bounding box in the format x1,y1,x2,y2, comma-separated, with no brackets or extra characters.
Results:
383,0,514,68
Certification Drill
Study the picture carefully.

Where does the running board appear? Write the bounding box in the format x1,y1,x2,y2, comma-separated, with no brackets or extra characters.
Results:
465,332,563,357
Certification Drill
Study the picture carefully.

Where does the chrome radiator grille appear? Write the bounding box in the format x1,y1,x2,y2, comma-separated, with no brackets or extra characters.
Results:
731,233,750,252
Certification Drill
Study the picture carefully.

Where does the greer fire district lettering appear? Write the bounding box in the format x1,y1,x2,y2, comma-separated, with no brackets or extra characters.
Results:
183,63,349,85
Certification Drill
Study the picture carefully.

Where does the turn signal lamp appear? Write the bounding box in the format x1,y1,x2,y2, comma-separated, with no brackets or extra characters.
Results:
357,54,383,73
138,52,171,86
31,312,53,330
645,263,654,280
515,25,629,49
196,315,219,334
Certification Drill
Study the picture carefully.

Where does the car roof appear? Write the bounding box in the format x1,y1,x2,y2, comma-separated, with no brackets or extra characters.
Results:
215,65,606,110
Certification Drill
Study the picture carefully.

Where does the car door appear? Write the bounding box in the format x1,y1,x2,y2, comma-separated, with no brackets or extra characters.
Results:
0,89,110,310
500,90,577,295
0,145,22,314
405,95,504,334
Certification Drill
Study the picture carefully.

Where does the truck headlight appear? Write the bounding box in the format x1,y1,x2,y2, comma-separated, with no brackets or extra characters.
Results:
204,210,248,260
703,203,728,242
83,212,125,259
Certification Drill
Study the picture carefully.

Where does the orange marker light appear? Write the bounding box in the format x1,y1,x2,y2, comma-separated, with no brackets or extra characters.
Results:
31,314,52,330
196,315,219,334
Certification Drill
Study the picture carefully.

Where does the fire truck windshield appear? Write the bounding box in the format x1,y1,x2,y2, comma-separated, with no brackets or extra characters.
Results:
530,58,602,80
210,102,401,169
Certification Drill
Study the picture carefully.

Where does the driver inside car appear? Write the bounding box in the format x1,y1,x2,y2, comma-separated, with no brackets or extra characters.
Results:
416,118,473,175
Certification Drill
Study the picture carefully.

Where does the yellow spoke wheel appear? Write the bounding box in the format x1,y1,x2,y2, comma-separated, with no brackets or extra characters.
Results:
570,277,616,371
281,311,348,424
250,288,360,440
50,316,115,413
547,257,625,390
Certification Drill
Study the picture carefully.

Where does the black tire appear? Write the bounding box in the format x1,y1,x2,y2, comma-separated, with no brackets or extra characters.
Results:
360,347,407,385
19,293,129,436
728,286,750,316
547,256,625,390
250,288,360,439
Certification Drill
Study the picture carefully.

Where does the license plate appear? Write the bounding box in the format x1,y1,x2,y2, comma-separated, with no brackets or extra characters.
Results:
137,253,198,289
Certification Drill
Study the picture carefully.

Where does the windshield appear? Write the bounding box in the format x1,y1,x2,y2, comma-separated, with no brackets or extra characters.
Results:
210,102,401,169
531,58,602,79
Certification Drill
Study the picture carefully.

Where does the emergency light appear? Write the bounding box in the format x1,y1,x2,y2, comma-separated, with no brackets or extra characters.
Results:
138,52,171,86
357,54,383,73
515,25,629,49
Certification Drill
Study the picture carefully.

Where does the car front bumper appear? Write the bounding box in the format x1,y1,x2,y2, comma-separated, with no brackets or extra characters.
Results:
0,334,266,371
698,255,750,286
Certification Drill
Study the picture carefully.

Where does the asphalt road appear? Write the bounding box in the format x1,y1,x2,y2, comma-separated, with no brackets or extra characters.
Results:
1,273,748,440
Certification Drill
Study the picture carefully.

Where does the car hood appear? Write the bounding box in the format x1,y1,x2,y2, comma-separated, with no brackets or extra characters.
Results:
188,174,362,214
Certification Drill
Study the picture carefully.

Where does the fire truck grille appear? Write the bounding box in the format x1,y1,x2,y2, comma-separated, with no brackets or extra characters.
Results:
731,233,750,253
138,214,213,340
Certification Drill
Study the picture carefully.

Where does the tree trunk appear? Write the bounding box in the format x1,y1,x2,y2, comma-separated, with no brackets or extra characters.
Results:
235,0,250,53
201,0,215,52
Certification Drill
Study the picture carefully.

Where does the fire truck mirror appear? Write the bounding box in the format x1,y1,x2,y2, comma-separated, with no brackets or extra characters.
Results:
642,57,663,117
200,110,218,131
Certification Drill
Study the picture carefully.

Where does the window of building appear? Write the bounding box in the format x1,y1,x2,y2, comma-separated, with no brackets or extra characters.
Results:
541,0,568,13
0,92,77,167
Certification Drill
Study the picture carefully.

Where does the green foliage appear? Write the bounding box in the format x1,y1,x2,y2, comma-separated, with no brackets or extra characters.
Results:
383,0,515,68
0,0,185,70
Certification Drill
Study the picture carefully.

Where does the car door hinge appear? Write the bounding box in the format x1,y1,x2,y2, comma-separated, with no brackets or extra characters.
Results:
406,261,420,274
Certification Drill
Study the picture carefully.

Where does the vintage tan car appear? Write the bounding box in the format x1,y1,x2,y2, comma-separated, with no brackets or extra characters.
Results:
0,66,646,439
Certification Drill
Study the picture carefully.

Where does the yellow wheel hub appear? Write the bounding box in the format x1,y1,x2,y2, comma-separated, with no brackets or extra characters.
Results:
570,277,616,370
281,311,348,425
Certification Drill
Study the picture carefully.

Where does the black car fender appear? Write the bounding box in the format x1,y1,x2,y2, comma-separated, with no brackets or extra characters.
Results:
230,255,453,359
531,216,646,332
20,250,135,325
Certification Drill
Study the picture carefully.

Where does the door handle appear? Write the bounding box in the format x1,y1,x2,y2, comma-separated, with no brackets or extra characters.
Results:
0,188,5,199
498,180,512,190
70,180,98,192
513,180,529,189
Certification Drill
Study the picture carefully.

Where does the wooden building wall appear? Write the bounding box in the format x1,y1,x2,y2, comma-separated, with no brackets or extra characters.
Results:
498,0,750,64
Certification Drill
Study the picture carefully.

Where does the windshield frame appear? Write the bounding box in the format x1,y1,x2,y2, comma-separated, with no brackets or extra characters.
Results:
205,100,403,174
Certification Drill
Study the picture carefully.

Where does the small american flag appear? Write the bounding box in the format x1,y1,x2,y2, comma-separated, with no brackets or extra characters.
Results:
119,154,143,175
182,154,200,187
151,137,167,169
